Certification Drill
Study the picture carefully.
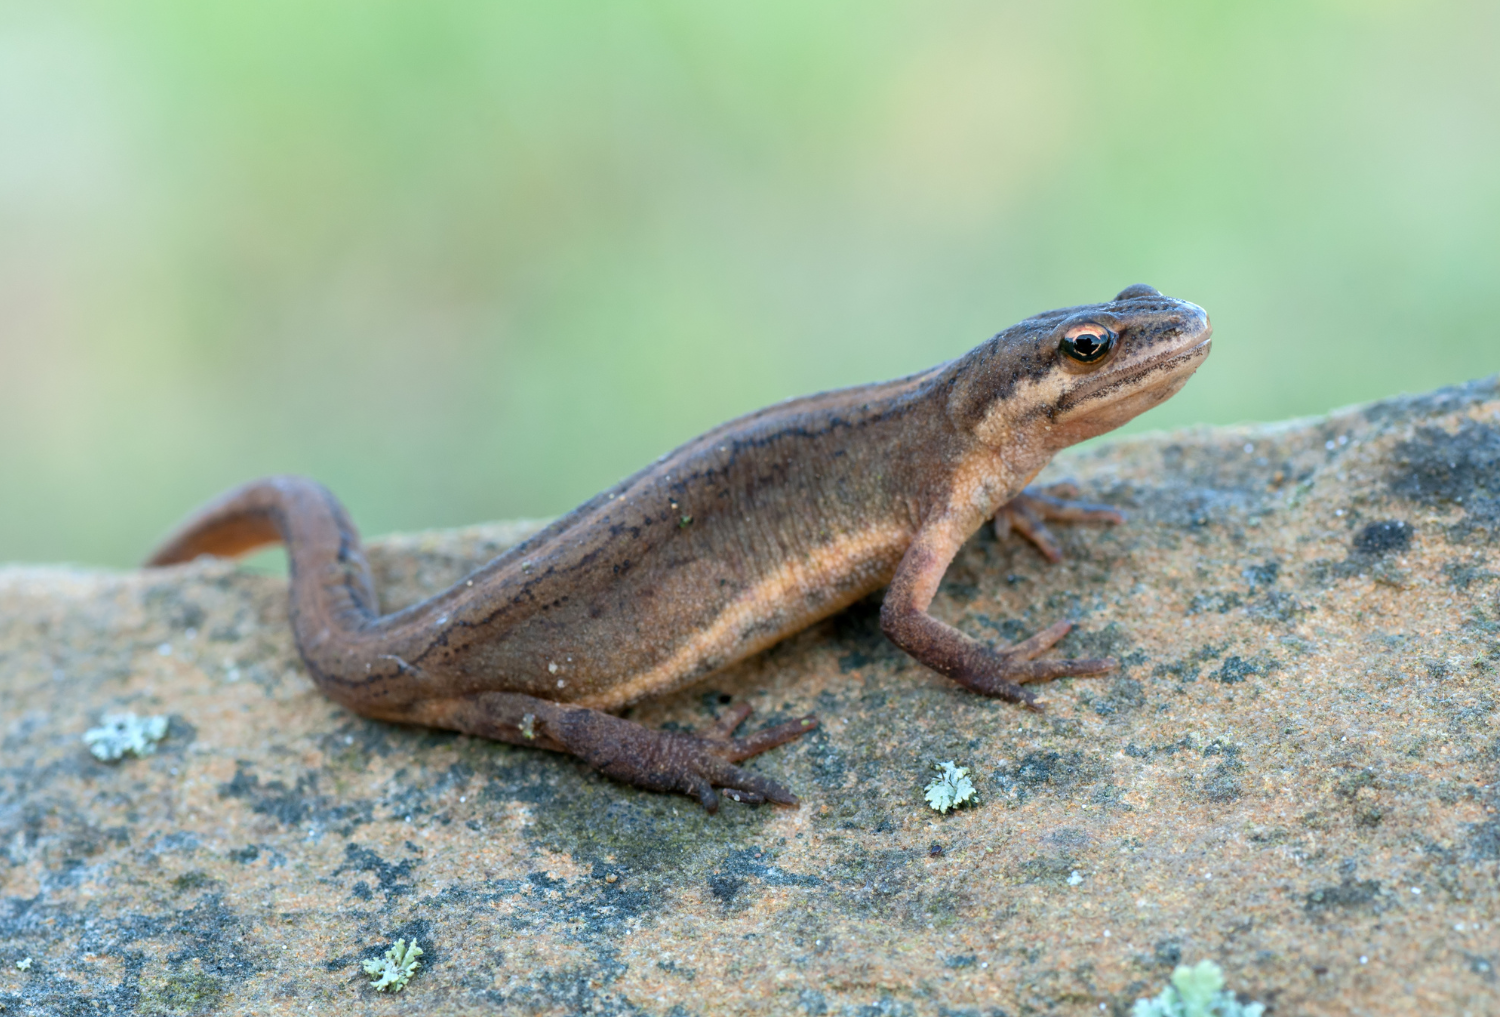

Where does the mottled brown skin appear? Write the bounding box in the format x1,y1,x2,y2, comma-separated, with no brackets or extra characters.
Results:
146,284,1211,812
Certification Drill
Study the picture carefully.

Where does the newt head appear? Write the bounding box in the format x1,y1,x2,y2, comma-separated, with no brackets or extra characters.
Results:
950,283,1212,450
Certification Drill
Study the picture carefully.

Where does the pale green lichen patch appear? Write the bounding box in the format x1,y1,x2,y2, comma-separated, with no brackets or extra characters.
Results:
924,760,976,814
83,712,169,761
363,938,423,992
1132,960,1265,1017
152,970,226,1014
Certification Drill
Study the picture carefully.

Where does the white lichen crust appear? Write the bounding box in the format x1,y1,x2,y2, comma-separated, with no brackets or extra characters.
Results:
923,760,976,814
363,938,423,992
83,713,169,761
1132,960,1265,1017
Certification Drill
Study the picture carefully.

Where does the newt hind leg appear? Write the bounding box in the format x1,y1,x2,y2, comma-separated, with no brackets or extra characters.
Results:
995,482,1124,563
415,692,817,813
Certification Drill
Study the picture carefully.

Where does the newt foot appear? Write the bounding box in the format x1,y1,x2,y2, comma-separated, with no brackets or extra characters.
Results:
994,483,1125,563
557,703,818,814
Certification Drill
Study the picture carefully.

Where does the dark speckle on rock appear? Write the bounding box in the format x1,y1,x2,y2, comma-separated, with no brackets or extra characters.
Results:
334,842,418,900
1242,560,1280,590
1153,939,1183,968
1467,819,1500,860
995,752,1109,807
1304,877,1382,914
1202,759,1245,802
1089,677,1146,717
1387,420,1500,506
1353,520,1413,556
708,870,745,905
1187,590,1244,615
1210,654,1278,683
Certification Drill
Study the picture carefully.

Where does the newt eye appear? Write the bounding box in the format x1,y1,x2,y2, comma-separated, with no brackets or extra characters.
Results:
1059,323,1117,365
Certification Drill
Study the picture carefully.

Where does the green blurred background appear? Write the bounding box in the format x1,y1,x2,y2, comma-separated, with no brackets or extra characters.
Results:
3,1,1497,567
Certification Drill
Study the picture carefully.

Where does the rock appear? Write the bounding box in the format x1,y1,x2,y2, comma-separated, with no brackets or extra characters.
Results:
3,378,1498,1016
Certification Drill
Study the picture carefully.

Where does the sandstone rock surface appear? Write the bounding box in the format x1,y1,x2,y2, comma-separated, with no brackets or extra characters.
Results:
3,380,1499,1016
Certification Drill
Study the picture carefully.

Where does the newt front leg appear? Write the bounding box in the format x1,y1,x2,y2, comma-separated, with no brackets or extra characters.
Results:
879,517,1115,709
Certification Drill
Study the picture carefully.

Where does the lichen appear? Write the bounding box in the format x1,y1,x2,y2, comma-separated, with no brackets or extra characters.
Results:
924,761,976,814
83,712,169,761
1131,960,1265,1017
156,971,226,1012
363,938,423,992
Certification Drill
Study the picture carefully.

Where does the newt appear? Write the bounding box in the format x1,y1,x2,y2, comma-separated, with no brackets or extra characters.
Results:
147,284,1210,812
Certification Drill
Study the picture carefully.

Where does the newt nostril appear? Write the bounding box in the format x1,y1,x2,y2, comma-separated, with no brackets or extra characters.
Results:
1115,284,1160,300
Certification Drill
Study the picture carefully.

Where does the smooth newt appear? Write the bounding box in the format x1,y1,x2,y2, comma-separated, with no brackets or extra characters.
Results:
147,284,1210,812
